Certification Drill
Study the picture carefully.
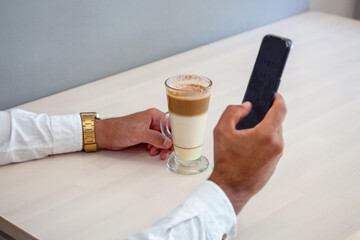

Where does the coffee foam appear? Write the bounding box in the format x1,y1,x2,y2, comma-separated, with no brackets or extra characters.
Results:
173,83,206,92
167,83,210,99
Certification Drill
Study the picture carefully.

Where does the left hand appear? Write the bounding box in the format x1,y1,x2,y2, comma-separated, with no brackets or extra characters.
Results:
94,108,173,160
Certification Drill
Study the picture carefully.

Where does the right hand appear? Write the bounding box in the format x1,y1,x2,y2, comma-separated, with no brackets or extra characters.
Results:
209,94,287,214
95,108,172,160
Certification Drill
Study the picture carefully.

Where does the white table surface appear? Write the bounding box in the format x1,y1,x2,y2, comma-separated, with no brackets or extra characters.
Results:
1,11,360,240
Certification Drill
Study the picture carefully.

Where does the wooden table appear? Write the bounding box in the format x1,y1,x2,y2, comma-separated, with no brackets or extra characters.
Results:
1,11,360,240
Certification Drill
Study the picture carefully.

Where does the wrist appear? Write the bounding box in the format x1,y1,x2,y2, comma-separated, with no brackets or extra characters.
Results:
209,174,252,214
94,119,105,149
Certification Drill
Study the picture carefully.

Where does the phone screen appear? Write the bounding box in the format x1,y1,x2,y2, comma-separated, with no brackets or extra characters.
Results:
236,35,292,130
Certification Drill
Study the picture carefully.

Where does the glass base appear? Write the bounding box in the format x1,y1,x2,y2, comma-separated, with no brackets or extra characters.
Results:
166,152,209,175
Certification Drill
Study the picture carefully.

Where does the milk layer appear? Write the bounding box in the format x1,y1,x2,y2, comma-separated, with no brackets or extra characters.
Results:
170,112,208,161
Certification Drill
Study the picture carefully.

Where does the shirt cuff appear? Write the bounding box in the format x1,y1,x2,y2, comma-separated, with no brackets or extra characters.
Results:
191,180,237,239
50,113,83,154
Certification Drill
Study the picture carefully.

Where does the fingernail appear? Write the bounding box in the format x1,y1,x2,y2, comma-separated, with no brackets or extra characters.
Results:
163,137,172,148
242,101,251,108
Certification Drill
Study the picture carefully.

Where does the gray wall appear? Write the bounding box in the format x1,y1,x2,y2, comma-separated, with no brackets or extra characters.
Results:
310,0,357,18
0,0,308,110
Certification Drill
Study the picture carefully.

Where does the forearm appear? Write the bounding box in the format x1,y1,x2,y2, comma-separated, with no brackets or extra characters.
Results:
0,109,82,165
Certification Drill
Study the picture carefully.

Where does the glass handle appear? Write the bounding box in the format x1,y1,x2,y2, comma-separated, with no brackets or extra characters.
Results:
160,112,172,140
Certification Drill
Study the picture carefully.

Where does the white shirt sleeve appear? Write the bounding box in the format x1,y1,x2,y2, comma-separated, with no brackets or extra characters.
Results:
127,180,237,240
0,109,82,165
0,109,238,239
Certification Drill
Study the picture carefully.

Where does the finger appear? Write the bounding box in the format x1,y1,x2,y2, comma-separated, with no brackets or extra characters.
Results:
160,149,170,160
216,102,252,130
149,146,160,156
258,94,287,130
147,143,152,151
143,129,172,149
147,108,165,131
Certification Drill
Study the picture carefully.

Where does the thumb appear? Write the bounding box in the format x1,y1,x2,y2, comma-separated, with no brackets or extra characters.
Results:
143,129,172,149
217,102,252,130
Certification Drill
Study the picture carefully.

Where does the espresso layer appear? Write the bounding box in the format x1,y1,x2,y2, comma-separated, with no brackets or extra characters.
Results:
167,94,210,116
166,83,210,116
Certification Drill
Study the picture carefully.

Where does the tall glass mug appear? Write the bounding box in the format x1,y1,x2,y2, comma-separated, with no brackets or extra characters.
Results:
160,74,212,174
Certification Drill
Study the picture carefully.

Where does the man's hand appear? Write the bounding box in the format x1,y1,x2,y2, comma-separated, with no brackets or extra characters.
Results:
94,108,172,160
209,94,287,214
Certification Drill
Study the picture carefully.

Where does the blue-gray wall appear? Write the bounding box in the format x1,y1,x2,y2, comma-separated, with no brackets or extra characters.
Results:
0,0,308,110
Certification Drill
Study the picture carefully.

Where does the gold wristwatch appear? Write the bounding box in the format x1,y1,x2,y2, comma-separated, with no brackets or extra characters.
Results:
80,112,100,152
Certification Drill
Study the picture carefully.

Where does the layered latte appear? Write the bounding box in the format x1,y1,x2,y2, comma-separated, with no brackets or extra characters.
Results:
166,80,211,162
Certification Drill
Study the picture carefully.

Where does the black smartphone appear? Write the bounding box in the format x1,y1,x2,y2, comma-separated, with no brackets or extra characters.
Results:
236,34,292,130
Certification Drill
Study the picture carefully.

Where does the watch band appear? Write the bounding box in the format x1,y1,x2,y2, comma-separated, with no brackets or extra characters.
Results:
80,112,100,152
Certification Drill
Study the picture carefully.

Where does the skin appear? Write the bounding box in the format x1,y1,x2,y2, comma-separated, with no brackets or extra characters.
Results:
209,94,287,214
94,108,172,160
93,94,287,216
